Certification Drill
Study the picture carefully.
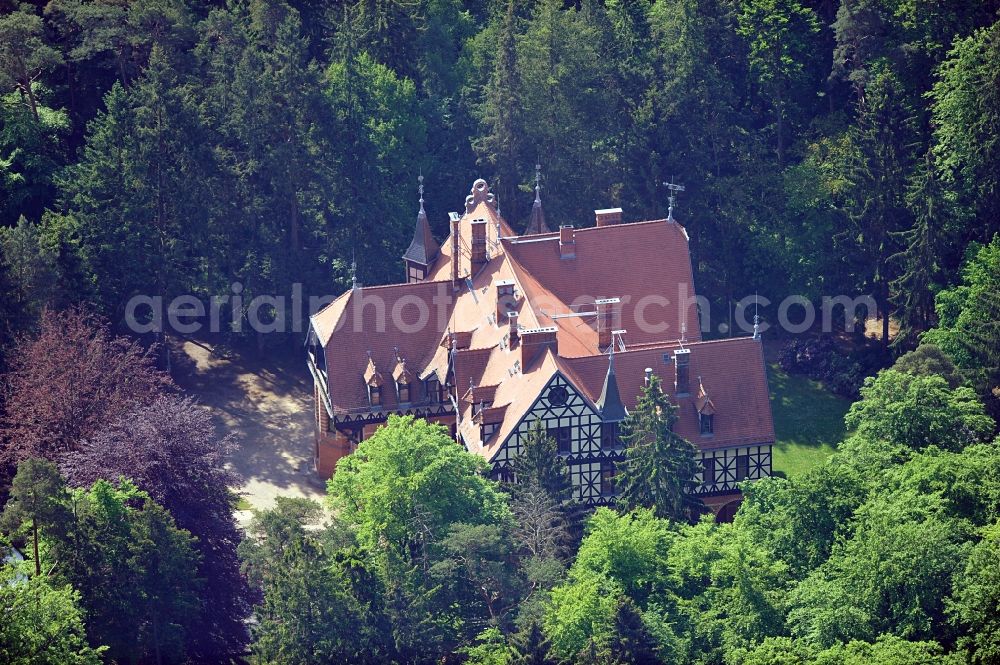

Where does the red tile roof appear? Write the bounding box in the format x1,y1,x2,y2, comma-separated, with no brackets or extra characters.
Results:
311,179,773,458
559,338,774,450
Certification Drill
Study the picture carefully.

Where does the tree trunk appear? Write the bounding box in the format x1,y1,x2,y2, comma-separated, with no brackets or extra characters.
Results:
21,77,39,123
32,517,40,577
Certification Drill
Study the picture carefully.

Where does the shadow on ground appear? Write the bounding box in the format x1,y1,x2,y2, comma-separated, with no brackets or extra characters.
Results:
169,337,326,515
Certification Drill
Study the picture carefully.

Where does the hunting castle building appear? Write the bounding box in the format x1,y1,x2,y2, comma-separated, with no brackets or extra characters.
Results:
307,177,775,517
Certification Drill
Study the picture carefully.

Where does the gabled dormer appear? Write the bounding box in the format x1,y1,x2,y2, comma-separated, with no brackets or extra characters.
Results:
696,377,715,436
391,349,414,404
363,354,384,407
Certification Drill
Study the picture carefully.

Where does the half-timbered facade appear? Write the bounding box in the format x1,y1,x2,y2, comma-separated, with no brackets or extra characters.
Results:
308,177,775,515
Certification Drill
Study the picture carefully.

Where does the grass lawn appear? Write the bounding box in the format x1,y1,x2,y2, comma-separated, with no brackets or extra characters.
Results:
767,363,852,478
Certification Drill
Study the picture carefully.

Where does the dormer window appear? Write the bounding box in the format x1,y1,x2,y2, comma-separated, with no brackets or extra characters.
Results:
362,354,384,409
481,422,500,441
699,413,714,435
391,350,414,405
426,377,440,403
695,377,715,436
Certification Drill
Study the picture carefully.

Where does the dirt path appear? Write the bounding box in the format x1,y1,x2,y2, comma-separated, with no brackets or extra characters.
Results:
170,339,325,522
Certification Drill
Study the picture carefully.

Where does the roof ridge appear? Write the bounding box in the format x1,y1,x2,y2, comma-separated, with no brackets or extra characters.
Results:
346,278,452,292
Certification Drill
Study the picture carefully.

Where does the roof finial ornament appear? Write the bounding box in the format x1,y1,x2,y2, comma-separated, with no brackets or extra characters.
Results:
418,173,425,215
525,164,550,235
752,292,761,340
351,248,359,291
663,176,685,222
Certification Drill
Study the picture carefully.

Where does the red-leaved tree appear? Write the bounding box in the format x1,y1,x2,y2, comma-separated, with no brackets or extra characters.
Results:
0,307,171,472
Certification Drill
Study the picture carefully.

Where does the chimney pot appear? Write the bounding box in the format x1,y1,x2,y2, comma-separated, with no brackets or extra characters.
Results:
595,207,623,227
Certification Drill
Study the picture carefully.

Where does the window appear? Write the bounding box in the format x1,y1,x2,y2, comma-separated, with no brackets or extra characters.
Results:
494,467,513,482
701,457,716,485
547,385,569,406
481,422,499,440
601,422,620,450
601,461,617,496
699,413,714,436
397,382,410,403
735,455,750,482
426,378,439,403
368,385,382,407
549,426,573,454
407,265,425,283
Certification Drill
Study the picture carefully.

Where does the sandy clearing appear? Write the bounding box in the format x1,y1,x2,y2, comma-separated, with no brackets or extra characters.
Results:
170,339,325,522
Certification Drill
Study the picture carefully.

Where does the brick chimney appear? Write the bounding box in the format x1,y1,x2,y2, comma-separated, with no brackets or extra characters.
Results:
496,279,516,327
595,297,620,350
471,218,488,273
450,212,461,287
674,348,691,395
559,225,575,259
595,208,623,227
508,311,519,346
520,326,558,368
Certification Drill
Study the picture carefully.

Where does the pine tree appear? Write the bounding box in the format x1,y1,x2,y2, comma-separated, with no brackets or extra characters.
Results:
617,374,703,522
602,597,661,664
890,151,947,347
509,620,557,665
0,458,72,577
845,64,917,348
472,0,524,216
509,420,573,503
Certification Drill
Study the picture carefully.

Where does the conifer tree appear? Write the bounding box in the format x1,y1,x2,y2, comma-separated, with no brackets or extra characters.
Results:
509,420,573,504
890,152,947,347
617,374,703,522
509,620,557,665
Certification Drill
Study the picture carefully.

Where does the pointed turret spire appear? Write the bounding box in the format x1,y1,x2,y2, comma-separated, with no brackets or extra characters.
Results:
403,174,440,282
596,346,628,422
524,164,550,235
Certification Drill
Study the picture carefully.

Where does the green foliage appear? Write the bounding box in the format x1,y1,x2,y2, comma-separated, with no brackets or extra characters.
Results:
931,20,1000,241
786,486,971,648
617,374,703,521
239,497,383,663
949,522,1000,663
1,459,203,664
61,479,203,665
923,235,1000,418
845,369,994,452
0,564,105,665
509,420,573,503
327,415,511,561
892,343,964,389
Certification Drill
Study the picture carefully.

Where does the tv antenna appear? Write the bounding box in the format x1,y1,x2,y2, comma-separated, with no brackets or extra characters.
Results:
663,177,685,222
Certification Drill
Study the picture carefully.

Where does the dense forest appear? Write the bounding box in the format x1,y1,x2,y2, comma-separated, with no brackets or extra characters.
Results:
3,0,1000,663
1,0,998,352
